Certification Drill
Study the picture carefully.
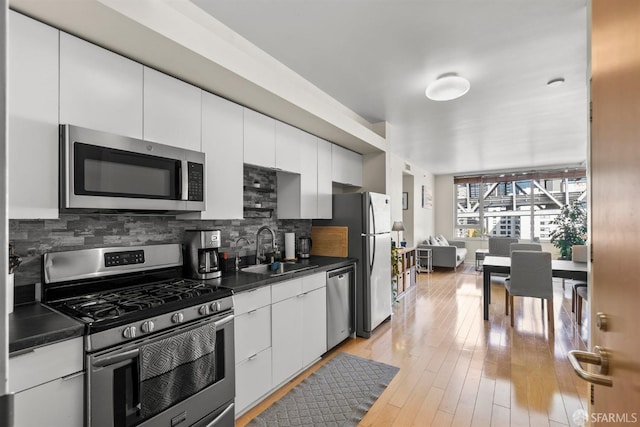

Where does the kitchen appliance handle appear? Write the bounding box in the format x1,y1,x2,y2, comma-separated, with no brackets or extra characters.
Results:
214,314,234,329
204,403,235,427
180,160,189,201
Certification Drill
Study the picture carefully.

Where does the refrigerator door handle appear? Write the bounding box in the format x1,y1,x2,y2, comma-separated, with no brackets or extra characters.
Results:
369,197,377,235
370,234,376,272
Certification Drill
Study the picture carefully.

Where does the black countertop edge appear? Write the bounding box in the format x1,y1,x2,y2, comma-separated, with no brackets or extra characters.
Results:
9,303,85,356
212,256,358,293
9,256,357,354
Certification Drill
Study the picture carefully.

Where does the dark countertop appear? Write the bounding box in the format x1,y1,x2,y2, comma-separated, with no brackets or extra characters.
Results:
9,303,84,356
8,256,357,354
209,255,358,293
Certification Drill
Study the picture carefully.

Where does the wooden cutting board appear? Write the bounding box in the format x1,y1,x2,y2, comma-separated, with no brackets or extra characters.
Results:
310,226,349,257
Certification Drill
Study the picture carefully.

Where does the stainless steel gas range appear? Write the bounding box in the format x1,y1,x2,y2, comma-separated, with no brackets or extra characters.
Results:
42,244,235,427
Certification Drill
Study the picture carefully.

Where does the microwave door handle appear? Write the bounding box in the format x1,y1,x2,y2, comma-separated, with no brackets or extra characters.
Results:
180,160,189,201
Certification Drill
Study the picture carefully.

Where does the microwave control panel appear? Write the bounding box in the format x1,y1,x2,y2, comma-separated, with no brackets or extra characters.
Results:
187,162,204,201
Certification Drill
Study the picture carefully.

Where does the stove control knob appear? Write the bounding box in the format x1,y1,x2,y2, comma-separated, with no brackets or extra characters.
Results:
122,326,137,339
141,321,155,333
210,301,221,312
172,312,184,324
199,305,209,316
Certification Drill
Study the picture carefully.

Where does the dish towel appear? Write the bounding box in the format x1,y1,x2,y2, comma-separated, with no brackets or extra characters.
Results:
139,322,217,418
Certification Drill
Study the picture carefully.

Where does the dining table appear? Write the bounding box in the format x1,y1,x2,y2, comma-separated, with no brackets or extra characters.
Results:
481,255,588,320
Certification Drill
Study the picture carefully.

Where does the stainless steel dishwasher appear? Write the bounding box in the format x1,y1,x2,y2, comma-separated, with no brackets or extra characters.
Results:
327,264,355,350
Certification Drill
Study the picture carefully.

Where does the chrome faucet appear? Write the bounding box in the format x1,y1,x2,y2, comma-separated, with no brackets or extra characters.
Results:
234,237,251,271
255,226,277,264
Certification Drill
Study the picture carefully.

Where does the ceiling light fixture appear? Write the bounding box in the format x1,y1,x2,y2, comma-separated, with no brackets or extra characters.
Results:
425,73,470,101
547,77,565,87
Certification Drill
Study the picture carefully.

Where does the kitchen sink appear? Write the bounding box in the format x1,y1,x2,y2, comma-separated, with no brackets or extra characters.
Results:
241,262,318,277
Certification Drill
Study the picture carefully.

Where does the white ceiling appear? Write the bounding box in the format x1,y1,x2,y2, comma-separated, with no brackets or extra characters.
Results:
191,0,589,175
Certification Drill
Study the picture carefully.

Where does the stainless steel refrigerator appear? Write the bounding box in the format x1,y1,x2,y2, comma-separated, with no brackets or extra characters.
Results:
315,192,392,338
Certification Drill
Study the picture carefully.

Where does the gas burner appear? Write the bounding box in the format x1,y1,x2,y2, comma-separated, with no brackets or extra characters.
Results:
60,278,215,322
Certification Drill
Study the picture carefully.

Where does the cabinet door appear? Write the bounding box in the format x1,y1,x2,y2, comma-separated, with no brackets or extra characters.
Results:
235,305,271,364
332,144,363,187
299,133,318,218
8,11,59,219
317,138,333,219
275,121,301,173
235,348,271,416
143,67,201,151
272,296,303,387
244,108,275,168
60,32,143,138
14,373,84,427
302,287,327,367
200,92,243,219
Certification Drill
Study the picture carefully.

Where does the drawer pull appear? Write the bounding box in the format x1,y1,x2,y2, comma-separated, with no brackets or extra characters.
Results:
61,371,84,382
247,309,258,315
248,353,258,361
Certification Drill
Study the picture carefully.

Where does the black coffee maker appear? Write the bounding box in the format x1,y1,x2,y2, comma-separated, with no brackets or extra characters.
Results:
184,229,222,279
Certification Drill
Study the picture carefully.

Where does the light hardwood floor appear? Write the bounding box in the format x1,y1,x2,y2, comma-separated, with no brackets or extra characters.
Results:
237,263,590,427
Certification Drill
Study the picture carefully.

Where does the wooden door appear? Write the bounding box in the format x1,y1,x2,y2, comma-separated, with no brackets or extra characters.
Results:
590,0,640,423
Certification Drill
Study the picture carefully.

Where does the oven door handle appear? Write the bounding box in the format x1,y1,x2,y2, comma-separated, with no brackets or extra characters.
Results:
214,314,234,329
93,348,140,368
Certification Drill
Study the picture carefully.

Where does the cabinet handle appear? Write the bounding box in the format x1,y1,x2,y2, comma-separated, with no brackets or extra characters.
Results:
61,371,84,382
248,353,258,361
247,309,257,315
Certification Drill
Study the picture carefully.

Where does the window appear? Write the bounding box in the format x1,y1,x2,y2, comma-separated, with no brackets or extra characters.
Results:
454,170,587,240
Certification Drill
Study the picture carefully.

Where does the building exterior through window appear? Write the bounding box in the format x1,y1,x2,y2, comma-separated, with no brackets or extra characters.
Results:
454,170,587,241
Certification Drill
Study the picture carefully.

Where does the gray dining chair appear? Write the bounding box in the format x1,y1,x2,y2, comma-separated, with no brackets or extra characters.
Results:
510,243,542,253
505,243,542,314
488,237,519,257
504,250,554,331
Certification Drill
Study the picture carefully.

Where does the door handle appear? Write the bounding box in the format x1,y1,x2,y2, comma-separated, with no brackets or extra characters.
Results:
568,346,613,387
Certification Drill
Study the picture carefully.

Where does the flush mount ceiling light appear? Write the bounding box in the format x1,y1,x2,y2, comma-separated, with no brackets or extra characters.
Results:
547,77,565,87
425,73,470,101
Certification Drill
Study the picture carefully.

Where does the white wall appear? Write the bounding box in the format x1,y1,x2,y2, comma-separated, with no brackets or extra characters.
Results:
388,153,434,247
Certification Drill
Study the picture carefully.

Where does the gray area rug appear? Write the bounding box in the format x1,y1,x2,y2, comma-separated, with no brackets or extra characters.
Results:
247,352,399,427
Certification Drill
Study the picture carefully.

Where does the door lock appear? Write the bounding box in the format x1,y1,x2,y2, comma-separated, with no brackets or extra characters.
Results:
596,312,608,331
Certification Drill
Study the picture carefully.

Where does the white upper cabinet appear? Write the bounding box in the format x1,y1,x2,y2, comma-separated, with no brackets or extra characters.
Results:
299,134,318,218
277,131,318,219
60,32,143,138
244,108,276,168
332,144,363,187
275,122,301,173
317,138,333,219
8,11,59,219
199,92,244,219
143,67,201,151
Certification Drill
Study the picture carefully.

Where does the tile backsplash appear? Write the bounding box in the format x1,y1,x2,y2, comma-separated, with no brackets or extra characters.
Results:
9,166,311,288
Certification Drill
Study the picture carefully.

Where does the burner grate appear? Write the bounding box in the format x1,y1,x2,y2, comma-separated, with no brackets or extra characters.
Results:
62,278,215,321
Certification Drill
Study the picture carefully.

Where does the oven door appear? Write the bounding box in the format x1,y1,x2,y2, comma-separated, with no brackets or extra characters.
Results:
87,312,234,427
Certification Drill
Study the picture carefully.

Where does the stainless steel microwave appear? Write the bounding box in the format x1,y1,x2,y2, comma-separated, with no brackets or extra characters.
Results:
60,124,205,213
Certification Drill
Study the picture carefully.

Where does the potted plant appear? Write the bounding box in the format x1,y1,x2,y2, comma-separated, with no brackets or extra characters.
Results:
391,245,401,302
549,201,587,259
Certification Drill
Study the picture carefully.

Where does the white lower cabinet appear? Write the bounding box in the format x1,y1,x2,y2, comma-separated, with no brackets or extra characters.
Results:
9,337,84,427
271,292,304,387
271,274,326,388
14,372,84,427
302,287,327,367
233,287,272,416
235,273,328,417
235,347,272,416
